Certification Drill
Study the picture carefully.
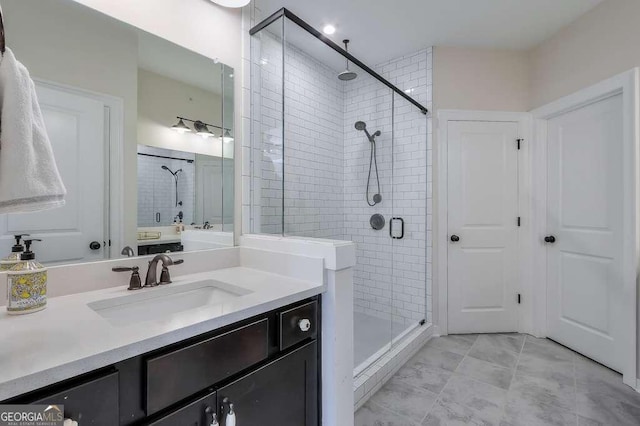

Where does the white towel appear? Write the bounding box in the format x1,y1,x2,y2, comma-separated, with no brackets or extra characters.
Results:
0,48,66,213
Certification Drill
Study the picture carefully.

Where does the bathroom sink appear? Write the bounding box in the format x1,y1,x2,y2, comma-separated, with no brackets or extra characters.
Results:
88,280,252,326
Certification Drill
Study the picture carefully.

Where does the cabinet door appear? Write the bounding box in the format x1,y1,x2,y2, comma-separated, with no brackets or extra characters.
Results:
218,341,318,426
30,371,119,426
147,390,217,426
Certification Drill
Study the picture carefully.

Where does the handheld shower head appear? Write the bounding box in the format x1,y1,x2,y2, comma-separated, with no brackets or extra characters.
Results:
161,165,170,171
354,121,367,131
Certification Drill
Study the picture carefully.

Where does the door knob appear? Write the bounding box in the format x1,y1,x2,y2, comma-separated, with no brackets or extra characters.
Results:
450,235,460,242
544,235,556,243
89,241,101,250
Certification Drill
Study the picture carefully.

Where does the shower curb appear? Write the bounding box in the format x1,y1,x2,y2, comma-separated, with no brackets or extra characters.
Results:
353,323,434,411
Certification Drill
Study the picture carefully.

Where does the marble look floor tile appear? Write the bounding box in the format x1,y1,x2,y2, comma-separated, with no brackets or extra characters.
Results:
521,337,574,363
577,416,603,426
355,400,419,426
422,399,497,426
509,372,575,413
575,393,640,426
438,374,508,424
410,345,465,372
426,335,478,356
501,394,577,426
467,338,519,369
370,377,438,423
394,361,453,394
575,357,640,411
477,334,524,354
515,353,574,387
455,356,514,390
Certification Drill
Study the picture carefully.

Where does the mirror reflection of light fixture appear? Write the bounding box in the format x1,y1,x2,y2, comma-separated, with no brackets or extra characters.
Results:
222,129,234,143
194,120,216,139
171,118,192,134
170,116,230,142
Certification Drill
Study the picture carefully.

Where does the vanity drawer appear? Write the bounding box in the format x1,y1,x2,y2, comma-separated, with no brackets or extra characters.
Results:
279,300,318,351
145,319,269,415
30,371,119,426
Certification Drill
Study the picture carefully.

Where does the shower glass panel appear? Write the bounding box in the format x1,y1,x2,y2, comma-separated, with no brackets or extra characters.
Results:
250,11,428,377
250,16,284,235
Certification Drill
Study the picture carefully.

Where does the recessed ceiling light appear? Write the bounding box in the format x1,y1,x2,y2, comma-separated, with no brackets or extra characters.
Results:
323,25,336,35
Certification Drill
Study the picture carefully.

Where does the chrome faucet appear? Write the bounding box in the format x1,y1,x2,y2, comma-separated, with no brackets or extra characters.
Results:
145,254,184,287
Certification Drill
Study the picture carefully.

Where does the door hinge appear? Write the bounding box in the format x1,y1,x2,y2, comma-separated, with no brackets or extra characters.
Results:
516,138,523,150
517,294,521,304
517,217,521,227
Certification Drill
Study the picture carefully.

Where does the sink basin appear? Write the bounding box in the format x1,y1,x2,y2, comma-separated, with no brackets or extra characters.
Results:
88,280,252,326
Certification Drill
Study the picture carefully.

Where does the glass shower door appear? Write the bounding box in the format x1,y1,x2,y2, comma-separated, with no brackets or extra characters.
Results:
390,63,430,345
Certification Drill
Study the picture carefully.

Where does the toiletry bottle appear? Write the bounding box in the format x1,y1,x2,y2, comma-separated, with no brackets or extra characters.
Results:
0,234,29,271
174,217,181,234
7,239,47,315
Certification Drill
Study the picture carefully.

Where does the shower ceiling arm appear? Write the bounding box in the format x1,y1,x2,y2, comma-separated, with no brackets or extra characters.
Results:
249,7,429,116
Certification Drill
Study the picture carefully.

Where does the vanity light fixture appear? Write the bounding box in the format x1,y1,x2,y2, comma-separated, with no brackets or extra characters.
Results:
171,118,192,134
208,0,250,8
322,25,336,35
171,116,231,141
194,121,216,139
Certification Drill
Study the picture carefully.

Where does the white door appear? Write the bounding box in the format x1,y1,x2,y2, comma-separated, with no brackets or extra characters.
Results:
447,121,520,333
546,93,624,372
195,156,223,225
0,82,106,264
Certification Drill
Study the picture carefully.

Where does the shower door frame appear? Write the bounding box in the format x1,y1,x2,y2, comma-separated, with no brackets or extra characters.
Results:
249,8,428,116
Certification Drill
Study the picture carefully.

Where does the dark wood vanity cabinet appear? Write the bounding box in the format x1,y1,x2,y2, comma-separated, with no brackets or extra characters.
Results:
217,341,318,426
5,297,321,426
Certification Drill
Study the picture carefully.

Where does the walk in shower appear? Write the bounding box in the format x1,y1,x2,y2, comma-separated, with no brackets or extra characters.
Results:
249,9,432,381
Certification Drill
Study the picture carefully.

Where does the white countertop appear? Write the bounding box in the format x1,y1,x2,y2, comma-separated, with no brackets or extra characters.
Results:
0,266,324,400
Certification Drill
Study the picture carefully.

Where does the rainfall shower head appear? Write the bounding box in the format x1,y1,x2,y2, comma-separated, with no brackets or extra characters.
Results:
338,40,357,81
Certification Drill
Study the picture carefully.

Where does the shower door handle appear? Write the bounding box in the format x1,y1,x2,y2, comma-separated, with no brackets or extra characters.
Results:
390,217,405,239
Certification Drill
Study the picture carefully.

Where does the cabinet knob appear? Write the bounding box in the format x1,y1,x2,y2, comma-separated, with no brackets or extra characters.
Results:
544,235,556,243
298,318,311,332
450,234,460,242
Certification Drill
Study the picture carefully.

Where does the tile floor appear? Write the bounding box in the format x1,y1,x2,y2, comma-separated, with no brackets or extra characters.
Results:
355,333,640,425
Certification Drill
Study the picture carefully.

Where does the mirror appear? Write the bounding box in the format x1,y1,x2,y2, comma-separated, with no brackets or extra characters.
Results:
0,0,235,265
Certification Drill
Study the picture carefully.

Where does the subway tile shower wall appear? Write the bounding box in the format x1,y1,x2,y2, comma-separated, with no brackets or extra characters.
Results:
137,145,196,227
249,29,432,325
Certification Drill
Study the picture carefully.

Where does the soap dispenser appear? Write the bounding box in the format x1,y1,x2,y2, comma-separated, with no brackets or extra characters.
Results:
0,234,29,271
6,239,47,315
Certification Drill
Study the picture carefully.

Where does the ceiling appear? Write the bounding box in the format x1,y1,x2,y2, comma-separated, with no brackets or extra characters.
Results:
138,31,224,95
254,0,604,66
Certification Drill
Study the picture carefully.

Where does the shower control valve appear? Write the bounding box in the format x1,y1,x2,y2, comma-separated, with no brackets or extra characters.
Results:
298,318,312,332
